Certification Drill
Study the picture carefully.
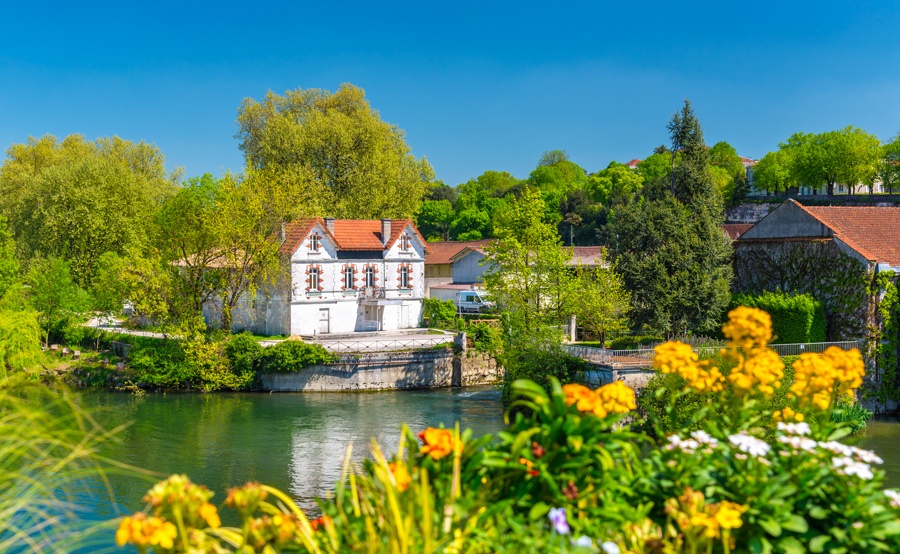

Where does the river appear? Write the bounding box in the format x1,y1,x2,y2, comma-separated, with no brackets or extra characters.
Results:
71,388,900,549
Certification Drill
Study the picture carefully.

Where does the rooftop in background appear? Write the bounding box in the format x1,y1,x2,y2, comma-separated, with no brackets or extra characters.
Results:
722,223,754,240
739,199,900,268
567,246,605,267
424,240,493,265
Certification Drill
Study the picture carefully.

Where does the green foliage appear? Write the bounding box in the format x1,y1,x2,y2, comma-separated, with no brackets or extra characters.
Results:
261,339,336,373
608,334,664,350
415,199,454,241
467,321,504,356
236,83,433,219
224,332,266,375
571,264,631,345
586,162,643,205
501,343,589,406
732,292,826,343
184,338,256,392
422,297,457,328
26,257,90,346
774,127,882,195
127,339,198,388
753,148,798,194
610,101,732,337
0,297,42,375
870,273,900,402
0,216,18,299
0,134,177,286
484,186,575,334
2,375,129,551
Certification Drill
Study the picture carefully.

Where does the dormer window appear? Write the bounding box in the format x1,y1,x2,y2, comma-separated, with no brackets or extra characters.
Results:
400,234,410,251
310,234,321,252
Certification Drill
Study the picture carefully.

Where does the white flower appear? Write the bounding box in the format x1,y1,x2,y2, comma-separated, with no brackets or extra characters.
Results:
818,441,853,457
777,435,817,452
776,422,811,436
665,435,699,453
833,456,874,480
572,536,593,548
851,447,884,465
884,490,900,508
690,430,719,447
601,542,621,554
852,522,864,530
728,432,771,457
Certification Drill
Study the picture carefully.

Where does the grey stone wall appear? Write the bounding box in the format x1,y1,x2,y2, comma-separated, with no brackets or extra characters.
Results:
726,202,779,224
258,348,503,392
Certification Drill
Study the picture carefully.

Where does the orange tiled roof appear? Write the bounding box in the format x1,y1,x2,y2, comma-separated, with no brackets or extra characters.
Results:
280,218,427,254
567,246,605,266
425,240,493,265
794,201,900,266
722,223,754,240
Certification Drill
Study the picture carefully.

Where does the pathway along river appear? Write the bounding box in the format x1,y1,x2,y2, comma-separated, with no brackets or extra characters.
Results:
78,388,900,527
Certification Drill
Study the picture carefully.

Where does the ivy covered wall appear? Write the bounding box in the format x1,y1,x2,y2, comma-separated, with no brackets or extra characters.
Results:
732,239,869,341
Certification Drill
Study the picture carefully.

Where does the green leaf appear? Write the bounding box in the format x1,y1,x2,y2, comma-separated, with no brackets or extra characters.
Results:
777,537,806,554
759,518,782,537
782,514,809,533
808,506,827,519
528,502,550,521
809,535,829,553
826,426,852,442
749,536,773,554
567,435,584,451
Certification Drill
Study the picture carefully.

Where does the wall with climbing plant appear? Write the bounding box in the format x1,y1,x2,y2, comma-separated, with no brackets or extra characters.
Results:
733,240,869,340
869,273,900,403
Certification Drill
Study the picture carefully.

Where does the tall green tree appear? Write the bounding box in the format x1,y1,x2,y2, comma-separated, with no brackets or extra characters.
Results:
415,199,455,241
572,264,631,345
0,135,178,285
27,258,89,346
752,149,798,194
609,101,732,336
586,162,643,205
236,83,434,219
484,187,575,334
784,127,882,195
708,141,748,205
880,133,900,194
0,217,18,300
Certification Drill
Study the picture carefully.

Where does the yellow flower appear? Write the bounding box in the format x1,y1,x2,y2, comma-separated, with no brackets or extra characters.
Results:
711,501,747,530
198,502,221,529
789,347,864,411
596,381,637,413
563,383,597,411
728,347,784,396
689,512,720,538
722,306,772,350
418,427,460,460
773,407,804,422
388,462,411,491
226,482,268,514
653,341,725,392
115,513,177,549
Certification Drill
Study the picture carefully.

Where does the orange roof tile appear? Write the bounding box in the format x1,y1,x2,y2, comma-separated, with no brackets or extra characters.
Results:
425,240,493,265
567,246,605,266
722,223,754,240
280,218,428,254
794,201,900,266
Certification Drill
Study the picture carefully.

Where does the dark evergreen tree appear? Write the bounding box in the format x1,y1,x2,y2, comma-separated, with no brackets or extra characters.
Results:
608,100,732,336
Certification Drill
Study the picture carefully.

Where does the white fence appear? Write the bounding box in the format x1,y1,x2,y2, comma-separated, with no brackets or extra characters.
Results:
315,337,453,353
564,340,864,369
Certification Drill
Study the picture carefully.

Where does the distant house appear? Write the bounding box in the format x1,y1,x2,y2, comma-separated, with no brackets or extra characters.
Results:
625,159,641,170
442,245,606,287
733,199,900,340
212,217,429,336
423,240,492,294
722,223,754,241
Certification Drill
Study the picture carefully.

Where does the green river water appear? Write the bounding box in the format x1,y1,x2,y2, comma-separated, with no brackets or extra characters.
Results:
69,388,900,550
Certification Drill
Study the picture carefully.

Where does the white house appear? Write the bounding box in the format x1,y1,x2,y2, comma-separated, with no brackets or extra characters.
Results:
218,217,429,336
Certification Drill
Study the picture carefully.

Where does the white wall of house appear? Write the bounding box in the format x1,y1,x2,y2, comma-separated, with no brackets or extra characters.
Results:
452,250,491,284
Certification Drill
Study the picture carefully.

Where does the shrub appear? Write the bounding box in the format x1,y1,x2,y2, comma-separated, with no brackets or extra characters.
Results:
224,332,265,375
261,340,335,373
731,291,826,343
501,343,589,407
608,334,663,350
422,297,457,328
466,321,504,355
184,339,255,392
126,339,197,388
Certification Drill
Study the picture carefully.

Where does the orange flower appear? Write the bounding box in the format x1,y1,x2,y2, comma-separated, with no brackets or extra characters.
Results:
418,427,460,460
309,515,332,531
388,462,411,491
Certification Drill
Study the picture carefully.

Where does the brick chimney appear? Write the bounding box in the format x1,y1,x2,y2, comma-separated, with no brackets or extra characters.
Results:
381,218,391,246
324,217,335,234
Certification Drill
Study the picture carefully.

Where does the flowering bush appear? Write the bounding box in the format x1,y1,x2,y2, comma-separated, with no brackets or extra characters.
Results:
112,307,900,553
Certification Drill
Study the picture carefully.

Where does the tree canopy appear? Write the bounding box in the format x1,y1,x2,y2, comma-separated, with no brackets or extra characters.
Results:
0,135,178,286
236,83,434,219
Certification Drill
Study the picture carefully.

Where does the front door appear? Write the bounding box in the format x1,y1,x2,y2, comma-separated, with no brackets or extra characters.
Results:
401,305,410,329
318,308,330,334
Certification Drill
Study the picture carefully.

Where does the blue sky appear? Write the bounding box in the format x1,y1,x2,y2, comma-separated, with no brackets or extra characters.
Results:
2,1,899,186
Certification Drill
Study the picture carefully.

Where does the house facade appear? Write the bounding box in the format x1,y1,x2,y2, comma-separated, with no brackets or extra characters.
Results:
423,240,492,294
217,217,429,336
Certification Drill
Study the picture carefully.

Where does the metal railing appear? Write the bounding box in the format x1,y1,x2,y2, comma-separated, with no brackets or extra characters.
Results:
315,337,453,353
564,340,864,369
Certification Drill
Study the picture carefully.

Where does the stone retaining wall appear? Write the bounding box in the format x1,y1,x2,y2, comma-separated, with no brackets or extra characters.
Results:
581,368,655,391
259,348,503,392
